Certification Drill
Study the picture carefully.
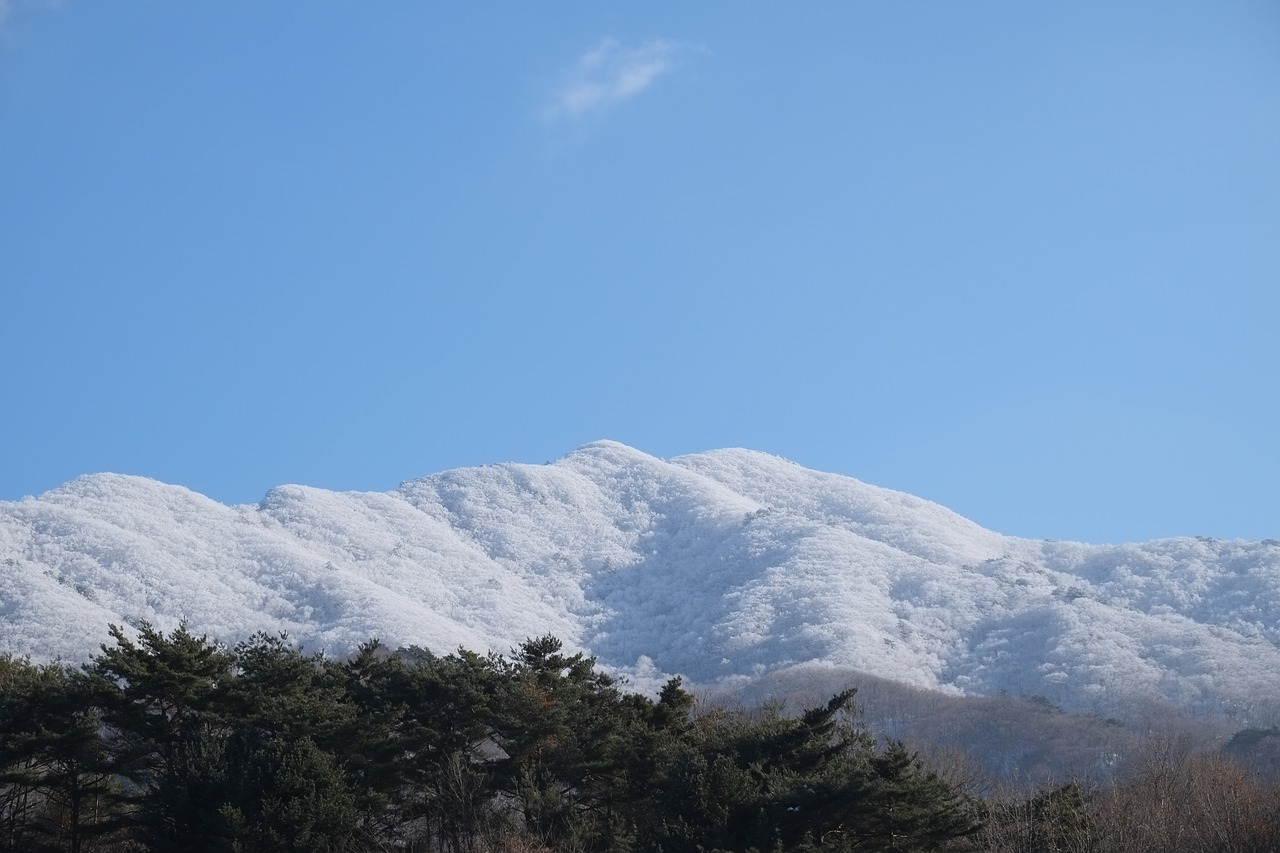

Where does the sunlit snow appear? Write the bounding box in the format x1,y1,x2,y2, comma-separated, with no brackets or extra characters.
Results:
2,440,1278,718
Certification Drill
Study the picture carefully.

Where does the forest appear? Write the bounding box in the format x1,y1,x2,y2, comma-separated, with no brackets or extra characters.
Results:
1,623,1278,853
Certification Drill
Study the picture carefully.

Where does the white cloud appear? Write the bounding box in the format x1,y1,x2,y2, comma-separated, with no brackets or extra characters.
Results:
545,38,694,123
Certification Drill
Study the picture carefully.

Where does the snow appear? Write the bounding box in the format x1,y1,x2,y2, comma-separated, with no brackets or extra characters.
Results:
2,441,1278,718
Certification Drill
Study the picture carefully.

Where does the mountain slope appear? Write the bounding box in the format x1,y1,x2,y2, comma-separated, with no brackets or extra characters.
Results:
2,440,1278,720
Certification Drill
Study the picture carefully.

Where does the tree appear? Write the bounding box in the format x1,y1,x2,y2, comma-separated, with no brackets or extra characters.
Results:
216,733,354,853
85,622,235,853
390,646,504,852
218,632,357,853
0,656,118,852
480,636,697,853
646,690,980,853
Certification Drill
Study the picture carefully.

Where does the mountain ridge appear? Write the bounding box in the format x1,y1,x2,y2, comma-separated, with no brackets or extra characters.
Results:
3,441,1278,722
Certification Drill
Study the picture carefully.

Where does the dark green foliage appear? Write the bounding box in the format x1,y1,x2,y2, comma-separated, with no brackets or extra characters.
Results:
487,635,634,849
75,624,361,851
226,632,351,743
2,624,988,852
216,734,354,853
218,633,357,853
0,656,115,853
85,622,235,853
647,690,979,853
337,641,505,850
14,620,1280,853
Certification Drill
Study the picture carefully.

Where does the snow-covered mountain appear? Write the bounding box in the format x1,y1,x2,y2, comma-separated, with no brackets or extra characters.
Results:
3,440,1278,720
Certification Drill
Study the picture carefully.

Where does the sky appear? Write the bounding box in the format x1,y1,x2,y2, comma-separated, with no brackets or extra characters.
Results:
1,1,1277,544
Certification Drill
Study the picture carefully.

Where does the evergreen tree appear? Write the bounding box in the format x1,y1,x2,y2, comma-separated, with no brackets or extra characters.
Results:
4,621,990,853
0,656,117,852
0,655,53,851
392,646,503,852
488,635,642,852
220,632,357,852
645,689,980,853
216,733,354,853
85,622,236,852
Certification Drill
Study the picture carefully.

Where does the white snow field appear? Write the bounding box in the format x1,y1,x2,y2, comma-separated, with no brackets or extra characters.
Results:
2,441,1278,718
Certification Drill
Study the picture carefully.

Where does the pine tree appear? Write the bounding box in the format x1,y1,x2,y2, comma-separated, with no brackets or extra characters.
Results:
216,733,355,853
0,656,117,852
84,622,236,853
643,689,980,853
394,646,503,851
220,632,357,852
488,635,643,851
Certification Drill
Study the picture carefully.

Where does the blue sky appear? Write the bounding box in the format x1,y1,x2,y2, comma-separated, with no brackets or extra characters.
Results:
2,1,1277,544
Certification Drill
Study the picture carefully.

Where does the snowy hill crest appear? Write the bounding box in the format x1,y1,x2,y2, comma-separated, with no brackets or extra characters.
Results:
3,441,1279,719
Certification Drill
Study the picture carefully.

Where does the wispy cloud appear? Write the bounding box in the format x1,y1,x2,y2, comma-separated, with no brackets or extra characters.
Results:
545,38,696,123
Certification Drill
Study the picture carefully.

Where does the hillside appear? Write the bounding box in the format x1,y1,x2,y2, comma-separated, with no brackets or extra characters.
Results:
3,440,1278,722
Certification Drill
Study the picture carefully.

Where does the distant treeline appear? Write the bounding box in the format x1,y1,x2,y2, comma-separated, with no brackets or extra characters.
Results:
1,624,1278,853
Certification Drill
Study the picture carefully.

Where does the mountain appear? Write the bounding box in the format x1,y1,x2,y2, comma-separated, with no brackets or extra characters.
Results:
3,440,1278,722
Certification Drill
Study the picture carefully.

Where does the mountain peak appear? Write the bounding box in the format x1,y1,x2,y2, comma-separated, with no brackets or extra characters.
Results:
3,444,1279,722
